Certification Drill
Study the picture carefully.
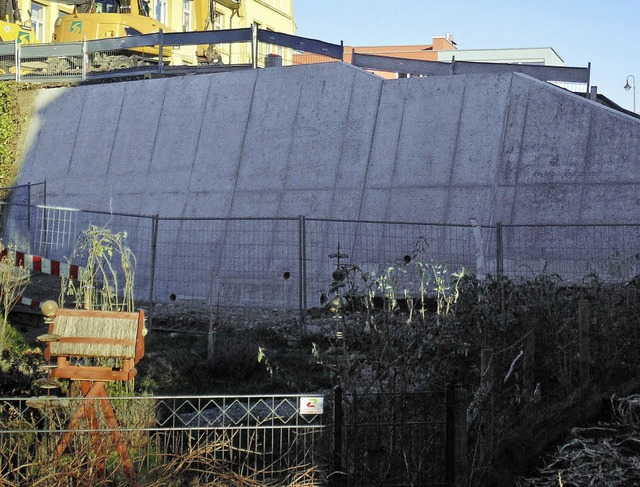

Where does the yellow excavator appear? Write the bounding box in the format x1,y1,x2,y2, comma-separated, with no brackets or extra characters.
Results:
49,0,237,69
0,0,33,43
52,0,172,70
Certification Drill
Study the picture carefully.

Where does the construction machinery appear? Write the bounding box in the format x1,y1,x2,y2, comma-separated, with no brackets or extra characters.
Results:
51,0,172,70
0,0,33,43
193,0,242,64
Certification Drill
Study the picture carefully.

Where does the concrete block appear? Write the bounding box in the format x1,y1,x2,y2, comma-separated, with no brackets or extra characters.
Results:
512,184,583,224
229,188,281,217
518,82,591,184
334,70,383,190
23,88,85,182
384,186,449,223
586,110,640,183
393,76,464,188
278,189,333,218
366,81,409,187
451,74,510,185
149,75,211,174
580,184,640,224
498,74,532,186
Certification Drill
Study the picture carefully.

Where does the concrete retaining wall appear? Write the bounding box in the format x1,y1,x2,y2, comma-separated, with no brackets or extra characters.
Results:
10,63,640,304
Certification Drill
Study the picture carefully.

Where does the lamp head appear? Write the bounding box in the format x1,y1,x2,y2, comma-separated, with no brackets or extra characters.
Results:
625,75,635,91
40,300,59,318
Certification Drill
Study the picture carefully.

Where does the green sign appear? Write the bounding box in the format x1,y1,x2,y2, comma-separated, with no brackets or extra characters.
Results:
17,31,30,44
70,20,83,35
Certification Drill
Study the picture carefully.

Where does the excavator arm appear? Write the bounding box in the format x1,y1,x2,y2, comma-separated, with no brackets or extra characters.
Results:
193,0,241,63
10,0,20,22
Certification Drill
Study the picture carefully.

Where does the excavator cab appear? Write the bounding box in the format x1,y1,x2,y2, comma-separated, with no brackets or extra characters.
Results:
53,0,170,43
73,0,135,15
52,0,172,69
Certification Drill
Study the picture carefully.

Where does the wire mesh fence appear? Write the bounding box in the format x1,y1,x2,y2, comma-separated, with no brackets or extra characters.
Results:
18,42,84,80
500,224,640,282
1,184,639,321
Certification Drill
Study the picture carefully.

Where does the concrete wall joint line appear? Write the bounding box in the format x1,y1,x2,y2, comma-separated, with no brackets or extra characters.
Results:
578,106,596,223
384,81,409,223
67,89,89,173
146,81,170,177
213,70,259,284
227,70,258,218
275,69,306,218
509,80,532,225
490,73,516,227
443,81,467,224
186,76,215,217
329,70,356,220
104,85,128,176
355,77,384,223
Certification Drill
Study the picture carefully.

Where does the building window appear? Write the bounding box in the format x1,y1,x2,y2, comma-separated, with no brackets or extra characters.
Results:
182,0,191,31
155,0,167,24
31,2,45,42
213,10,222,30
267,0,284,11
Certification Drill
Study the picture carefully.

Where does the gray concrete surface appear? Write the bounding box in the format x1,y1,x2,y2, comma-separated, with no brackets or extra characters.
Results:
18,63,640,225
9,62,640,304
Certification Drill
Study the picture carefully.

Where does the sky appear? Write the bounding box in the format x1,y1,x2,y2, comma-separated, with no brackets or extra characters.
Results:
294,0,639,112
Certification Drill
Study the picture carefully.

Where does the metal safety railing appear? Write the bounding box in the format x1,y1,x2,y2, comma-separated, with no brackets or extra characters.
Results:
0,25,344,82
0,388,461,486
0,393,329,484
0,25,591,86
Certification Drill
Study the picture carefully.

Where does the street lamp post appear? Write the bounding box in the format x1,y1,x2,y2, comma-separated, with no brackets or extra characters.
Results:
624,75,636,113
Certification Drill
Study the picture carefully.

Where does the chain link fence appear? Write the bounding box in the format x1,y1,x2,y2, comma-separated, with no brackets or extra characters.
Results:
1,184,639,326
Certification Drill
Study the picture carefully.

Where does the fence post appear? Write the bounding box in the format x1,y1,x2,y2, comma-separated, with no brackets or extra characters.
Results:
446,382,469,487
158,30,164,75
495,222,503,276
628,287,639,370
579,299,590,385
14,41,20,82
298,215,307,335
26,181,31,232
82,38,88,82
477,348,494,481
251,23,258,69
331,385,345,487
147,214,159,330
